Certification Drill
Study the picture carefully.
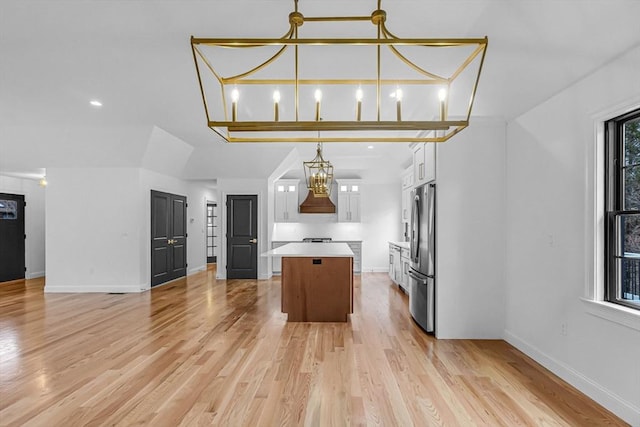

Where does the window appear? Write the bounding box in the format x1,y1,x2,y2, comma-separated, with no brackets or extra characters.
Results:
605,108,640,310
0,200,18,220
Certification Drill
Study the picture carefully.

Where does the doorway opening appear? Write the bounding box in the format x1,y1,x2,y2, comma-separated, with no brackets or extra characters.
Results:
206,202,217,264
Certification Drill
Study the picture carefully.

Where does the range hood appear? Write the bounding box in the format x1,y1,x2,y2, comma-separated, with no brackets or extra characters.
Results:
299,190,336,214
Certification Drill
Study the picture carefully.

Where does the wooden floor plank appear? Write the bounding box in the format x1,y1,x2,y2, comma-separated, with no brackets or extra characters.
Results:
0,269,628,426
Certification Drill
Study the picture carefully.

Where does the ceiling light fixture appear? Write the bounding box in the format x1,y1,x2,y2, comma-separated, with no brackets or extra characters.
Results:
39,176,47,187
303,142,333,198
90,100,102,107
191,0,487,143
300,132,336,212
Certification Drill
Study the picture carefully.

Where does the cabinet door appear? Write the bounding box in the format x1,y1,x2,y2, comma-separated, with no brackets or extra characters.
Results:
401,168,414,190
347,242,362,273
275,190,287,221
423,142,436,183
393,250,402,283
338,193,360,222
348,194,361,222
401,258,409,291
338,193,349,222
401,188,411,224
388,250,395,281
275,183,298,222
413,144,425,186
285,190,298,221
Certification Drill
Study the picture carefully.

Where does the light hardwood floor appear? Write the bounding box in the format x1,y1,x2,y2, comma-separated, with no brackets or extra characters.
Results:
0,267,627,426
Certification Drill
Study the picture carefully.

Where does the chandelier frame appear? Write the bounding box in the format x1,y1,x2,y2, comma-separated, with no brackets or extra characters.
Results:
191,1,488,143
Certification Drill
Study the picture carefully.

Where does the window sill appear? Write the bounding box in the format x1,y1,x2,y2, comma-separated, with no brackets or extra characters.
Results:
580,298,640,331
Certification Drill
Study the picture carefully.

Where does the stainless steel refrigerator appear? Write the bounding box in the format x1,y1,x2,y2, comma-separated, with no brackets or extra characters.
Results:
409,183,436,333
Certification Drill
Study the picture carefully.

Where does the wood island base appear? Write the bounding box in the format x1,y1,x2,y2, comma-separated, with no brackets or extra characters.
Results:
281,256,353,322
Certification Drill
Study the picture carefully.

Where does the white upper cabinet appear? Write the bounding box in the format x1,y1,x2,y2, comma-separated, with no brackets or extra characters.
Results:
336,179,361,222
413,142,436,187
401,167,414,190
401,167,413,224
274,179,299,222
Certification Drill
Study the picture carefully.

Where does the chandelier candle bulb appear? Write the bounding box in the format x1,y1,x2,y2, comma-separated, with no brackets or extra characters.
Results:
314,89,322,121
356,88,363,121
396,89,403,121
231,88,239,122
273,91,281,122
438,88,447,121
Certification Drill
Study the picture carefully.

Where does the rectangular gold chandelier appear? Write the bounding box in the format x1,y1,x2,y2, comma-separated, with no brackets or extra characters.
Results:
191,1,488,143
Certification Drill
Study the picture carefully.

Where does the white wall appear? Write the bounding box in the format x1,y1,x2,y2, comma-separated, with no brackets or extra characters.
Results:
44,167,216,292
0,175,46,278
505,45,640,425
271,181,401,272
435,120,507,339
45,168,143,292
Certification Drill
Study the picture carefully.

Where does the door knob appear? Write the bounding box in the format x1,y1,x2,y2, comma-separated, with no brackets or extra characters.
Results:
249,238,257,243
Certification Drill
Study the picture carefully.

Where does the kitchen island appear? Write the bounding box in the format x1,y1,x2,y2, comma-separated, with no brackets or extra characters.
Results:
264,242,354,322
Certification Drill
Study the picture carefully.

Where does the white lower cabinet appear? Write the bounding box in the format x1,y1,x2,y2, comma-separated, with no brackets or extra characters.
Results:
389,243,409,292
345,241,362,274
271,241,290,274
388,243,402,285
400,247,410,293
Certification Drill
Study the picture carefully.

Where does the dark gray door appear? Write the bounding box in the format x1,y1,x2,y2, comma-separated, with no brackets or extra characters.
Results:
226,195,258,279
151,190,187,287
0,193,25,282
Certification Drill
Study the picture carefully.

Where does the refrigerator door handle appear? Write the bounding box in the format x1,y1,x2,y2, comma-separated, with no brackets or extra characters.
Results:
408,269,428,285
411,194,420,262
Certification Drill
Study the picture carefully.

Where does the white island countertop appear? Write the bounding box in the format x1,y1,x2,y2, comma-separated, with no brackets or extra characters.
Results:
262,242,354,258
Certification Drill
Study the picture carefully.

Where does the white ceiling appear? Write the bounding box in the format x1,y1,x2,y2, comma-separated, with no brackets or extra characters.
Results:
1,0,639,183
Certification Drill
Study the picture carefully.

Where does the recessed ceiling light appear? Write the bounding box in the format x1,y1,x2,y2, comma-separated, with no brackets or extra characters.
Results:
367,145,374,149
90,100,102,107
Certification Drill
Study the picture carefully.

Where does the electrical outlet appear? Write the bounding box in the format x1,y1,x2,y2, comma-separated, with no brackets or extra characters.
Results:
561,322,567,336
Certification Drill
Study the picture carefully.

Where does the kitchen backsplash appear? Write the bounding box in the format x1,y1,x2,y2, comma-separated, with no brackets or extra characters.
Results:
272,222,363,241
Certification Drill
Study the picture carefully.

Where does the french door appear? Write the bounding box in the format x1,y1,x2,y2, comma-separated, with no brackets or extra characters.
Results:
151,190,187,287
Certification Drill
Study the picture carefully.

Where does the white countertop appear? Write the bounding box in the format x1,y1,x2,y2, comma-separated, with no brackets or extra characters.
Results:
262,242,354,257
389,241,410,249
272,239,362,243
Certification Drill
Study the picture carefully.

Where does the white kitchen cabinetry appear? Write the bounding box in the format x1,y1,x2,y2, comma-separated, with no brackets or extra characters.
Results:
274,179,299,222
345,241,362,274
400,247,410,293
412,142,436,187
389,242,410,292
271,241,291,274
336,179,361,222
401,167,413,225
388,243,402,285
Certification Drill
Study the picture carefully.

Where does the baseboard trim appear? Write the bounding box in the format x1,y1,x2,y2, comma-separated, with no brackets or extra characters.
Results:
504,330,639,425
188,265,206,275
44,284,143,293
26,271,45,279
361,267,389,273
